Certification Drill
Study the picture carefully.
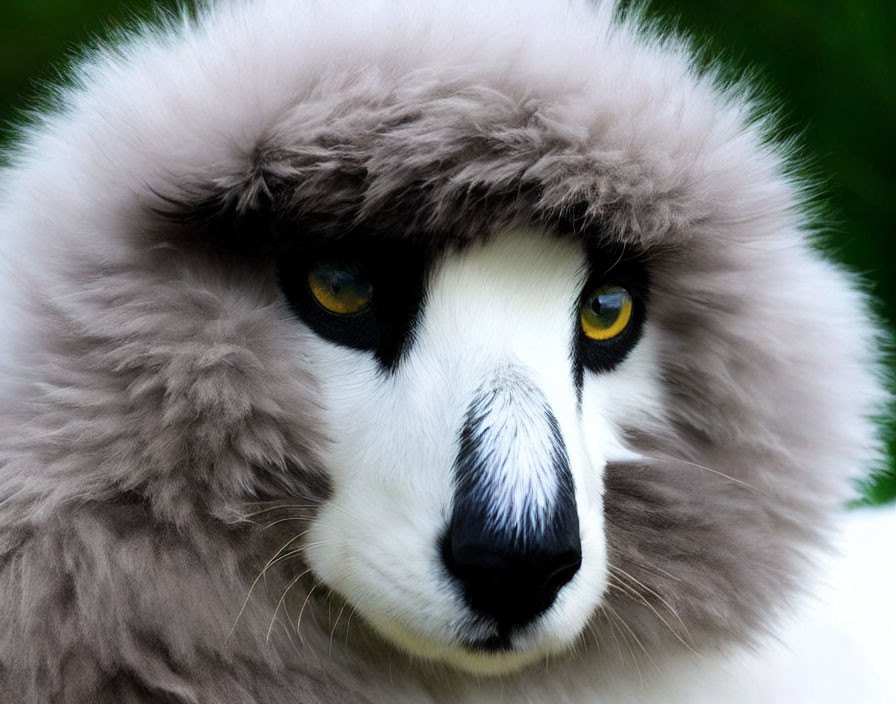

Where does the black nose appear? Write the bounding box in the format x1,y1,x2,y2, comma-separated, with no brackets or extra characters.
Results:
441,519,582,633
445,369,582,636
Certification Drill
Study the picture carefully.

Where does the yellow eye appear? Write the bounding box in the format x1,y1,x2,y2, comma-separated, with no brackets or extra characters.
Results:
308,263,372,315
581,285,632,340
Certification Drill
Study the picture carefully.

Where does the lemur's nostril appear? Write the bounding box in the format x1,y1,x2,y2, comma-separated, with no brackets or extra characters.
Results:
441,521,582,633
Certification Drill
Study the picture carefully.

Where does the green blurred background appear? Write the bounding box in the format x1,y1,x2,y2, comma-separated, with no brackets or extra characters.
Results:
1,0,893,505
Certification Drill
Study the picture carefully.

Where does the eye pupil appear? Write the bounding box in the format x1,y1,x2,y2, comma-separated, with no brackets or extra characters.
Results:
328,272,352,295
591,290,621,321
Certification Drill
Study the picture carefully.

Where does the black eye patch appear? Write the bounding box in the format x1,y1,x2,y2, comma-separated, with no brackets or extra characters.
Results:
276,237,432,371
277,233,648,380
573,246,649,385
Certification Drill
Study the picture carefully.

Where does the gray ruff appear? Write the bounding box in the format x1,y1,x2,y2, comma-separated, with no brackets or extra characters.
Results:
0,1,885,702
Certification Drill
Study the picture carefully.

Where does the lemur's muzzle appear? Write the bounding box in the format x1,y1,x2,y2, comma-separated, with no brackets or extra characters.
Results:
440,368,582,641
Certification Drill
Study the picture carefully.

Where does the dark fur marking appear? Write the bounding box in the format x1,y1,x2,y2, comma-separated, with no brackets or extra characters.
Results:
573,245,651,395
276,234,437,371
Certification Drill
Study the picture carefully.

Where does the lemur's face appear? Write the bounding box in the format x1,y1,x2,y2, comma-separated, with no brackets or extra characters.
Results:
283,229,658,673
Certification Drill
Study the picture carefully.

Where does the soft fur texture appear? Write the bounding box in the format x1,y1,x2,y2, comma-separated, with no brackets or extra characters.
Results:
0,1,888,702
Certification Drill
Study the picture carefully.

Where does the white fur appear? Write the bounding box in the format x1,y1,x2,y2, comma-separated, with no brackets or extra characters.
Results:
302,229,650,673
463,369,562,536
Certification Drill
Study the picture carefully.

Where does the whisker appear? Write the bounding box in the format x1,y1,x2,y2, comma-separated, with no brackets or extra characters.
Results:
604,602,661,675
343,605,357,649
607,546,684,584
602,606,644,686
608,576,697,656
267,567,314,642
228,529,315,640
329,601,348,657
296,582,320,635
239,500,372,526
635,453,770,497
608,564,694,645
298,539,341,551
252,515,316,530
239,503,321,518
599,616,627,668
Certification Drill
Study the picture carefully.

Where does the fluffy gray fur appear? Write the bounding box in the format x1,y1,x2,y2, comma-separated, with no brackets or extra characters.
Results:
0,0,885,702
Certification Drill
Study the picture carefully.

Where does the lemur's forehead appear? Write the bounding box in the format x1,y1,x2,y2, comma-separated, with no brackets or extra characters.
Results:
420,230,587,354
430,229,587,294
